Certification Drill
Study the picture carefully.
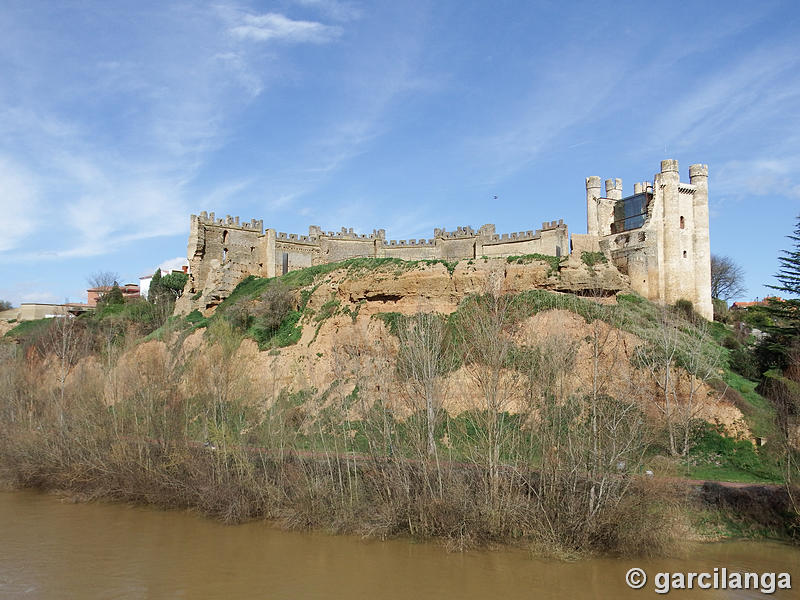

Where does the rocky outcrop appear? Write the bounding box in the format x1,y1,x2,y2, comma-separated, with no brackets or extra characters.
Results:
178,255,630,317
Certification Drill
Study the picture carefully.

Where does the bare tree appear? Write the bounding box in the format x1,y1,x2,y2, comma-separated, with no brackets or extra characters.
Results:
634,307,721,456
88,270,120,289
676,318,722,455
634,308,682,456
43,316,88,431
711,254,746,301
454,292,523,506
397,312,454,458
87,270,121,304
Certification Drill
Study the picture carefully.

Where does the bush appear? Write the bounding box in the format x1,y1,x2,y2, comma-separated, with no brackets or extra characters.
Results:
581,251,607,267
712,298,729,323
728,346,761,380
252,281,293,333
674,299,697,322
690,422,772,477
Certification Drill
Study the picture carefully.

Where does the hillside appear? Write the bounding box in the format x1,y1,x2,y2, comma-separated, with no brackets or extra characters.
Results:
1,254,794,554
174,255,749,438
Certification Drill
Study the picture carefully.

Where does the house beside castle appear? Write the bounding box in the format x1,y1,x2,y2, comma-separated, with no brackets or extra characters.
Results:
175,159,713,320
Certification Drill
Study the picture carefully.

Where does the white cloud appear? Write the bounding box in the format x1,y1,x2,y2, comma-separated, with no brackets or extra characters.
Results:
463,47,631,180
715,156,800,201
651,42,800,151
0,157,40,252
156,256,188,275
0,4,299,262
230,13,341,43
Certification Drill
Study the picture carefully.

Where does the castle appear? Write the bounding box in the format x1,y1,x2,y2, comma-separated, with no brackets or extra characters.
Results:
176,159,712,320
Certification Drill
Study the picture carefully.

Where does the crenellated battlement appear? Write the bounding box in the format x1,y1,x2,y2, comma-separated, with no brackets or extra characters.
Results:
276,232,317,244
194,211,264,233
387,238,436,247
483,220,565,245
434,226,476,239
313,227,387,240
177,158,711,322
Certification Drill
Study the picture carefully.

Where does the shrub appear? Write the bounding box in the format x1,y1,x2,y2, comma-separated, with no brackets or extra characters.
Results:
581,251,607,267
728,346,760,380
674,299,697,322
252,281,293,333
690,422,770,476
712,298,729,323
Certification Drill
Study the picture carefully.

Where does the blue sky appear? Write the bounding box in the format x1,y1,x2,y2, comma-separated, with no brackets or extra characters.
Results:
1,0,799,305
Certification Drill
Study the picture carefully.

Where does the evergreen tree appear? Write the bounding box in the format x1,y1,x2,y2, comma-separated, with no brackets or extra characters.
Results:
103,283,125,305
761,216,800,369
148,269,166,305
160,271,188,299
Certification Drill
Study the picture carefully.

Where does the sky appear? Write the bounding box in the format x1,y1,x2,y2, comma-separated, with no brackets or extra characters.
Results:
1,0,799,306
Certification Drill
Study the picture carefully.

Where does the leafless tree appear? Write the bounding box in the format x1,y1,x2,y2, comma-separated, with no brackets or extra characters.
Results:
454,292,523,506
711,254,746,301
87,270,120,290
676,318,722,455
44,315,88,430
397,312,454,458
634,307,721,456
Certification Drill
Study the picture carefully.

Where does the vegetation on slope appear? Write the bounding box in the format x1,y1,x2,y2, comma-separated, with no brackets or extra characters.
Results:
0,255,797,554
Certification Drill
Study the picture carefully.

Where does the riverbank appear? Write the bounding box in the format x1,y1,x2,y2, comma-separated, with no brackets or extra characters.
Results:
1,433,797,558
4,489,798,600
1,267,798,557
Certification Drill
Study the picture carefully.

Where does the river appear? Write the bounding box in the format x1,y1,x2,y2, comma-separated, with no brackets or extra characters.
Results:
0,490,797,599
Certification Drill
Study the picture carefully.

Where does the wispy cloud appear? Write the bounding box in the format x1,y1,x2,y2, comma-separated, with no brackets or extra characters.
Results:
651,42,800,152
463,47,632,180
0,3,348,262
293,0,362,22
229,13,341,43
715,156,800,202
0,157,40,252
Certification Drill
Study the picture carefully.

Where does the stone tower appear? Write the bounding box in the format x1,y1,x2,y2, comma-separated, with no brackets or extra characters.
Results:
581,159,713,320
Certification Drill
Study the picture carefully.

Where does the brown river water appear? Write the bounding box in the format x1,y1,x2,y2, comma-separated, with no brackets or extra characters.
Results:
1,490,798,599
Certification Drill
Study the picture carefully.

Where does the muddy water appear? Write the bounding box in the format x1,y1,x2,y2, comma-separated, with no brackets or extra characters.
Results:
0,491,797,599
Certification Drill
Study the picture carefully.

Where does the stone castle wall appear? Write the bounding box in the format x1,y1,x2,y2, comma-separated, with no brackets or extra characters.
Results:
176,217,569,313
175,159,712,320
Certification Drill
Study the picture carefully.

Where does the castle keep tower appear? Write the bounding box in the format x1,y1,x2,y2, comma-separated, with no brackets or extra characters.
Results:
580,159,713,320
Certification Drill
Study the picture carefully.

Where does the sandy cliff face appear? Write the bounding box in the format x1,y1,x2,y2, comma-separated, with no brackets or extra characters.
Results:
166,257,748,439
177,254,629,316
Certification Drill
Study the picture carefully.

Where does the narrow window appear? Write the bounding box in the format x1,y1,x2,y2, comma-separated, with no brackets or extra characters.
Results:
683,250,687,258
223,248,228,262
680,216,685,229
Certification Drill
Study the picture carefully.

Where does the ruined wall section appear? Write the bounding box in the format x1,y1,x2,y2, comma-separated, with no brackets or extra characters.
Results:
176,212,266,313
316,228,385,264
273,230,321,275
381,237,439,260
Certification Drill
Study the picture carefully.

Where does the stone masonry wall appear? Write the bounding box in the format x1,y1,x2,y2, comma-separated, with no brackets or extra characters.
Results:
176,159,711,318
